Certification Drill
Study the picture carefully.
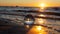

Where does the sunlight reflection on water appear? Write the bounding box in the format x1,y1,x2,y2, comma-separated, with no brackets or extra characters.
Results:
27,13,60,34
27,26,48,34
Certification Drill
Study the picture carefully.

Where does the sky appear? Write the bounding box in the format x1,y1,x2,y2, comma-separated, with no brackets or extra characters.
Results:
0,0,60,7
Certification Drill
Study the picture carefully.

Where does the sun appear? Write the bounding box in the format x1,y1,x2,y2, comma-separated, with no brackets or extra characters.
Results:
39,3,46,10
40,3,46,7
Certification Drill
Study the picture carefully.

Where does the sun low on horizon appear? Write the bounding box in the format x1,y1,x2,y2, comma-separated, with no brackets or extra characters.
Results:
39,3,46,9
38,3,48,10
39,3,46,7
0,0,60,7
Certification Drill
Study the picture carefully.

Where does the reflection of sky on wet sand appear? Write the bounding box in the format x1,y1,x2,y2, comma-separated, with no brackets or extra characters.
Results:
33,14,60,34
27,18,60,34
27,26,48,34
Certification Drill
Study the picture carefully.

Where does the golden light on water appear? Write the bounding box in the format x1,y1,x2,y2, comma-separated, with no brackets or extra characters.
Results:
38,14,45,17
27,26,48,34
37,14,46,24
36,26,42,31
37,18,45,24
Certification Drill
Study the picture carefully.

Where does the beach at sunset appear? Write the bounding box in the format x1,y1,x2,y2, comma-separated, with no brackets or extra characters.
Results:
0,0,60,34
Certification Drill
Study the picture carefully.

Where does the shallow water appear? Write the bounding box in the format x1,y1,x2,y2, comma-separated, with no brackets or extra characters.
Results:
0,7,60,34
